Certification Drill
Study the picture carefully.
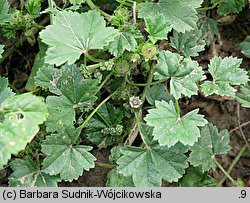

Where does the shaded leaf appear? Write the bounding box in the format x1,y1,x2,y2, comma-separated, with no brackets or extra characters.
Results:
0,45,4,59
189,124,231,172
106,168,134,187
170,29,205,57
144,100,207,147
41,127,96,181
40,10,118,66
0,0,10,25
201,56,248,97
213,0,244,14
154,51,204,99
145,14,172,44
239,35,250,58
9,159,60,187
236,83,250,108
0,93,48,168
0,77,14,105
138,0,203,33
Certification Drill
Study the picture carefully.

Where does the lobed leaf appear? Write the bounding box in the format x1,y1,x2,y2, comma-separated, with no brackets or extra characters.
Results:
40,10,118,66
0,0,10,25
239,36,250,58
9,159,60,187
144,100,207,147
213,0,245,15
201,56,248,97
188,124,231,172
0,77,14,105
138,0,203,33
236,83,250,108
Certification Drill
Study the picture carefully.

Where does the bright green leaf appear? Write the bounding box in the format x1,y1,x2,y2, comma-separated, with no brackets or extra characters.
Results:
25,40,50,91
0,93,48,168
0,45,4,59
213,0,244,14
144,100,207,147
236,83,250,108
108,29,141,57
69,0,85,5
170,29,205,57
0,0,10,25
44,64,98,132
117,125,188,186
0,77,14,105
9,159,60,187
41,127,96,181
106,169,134,187
154,51,204,99
138,0,203,33
188,124,231,172
40,10,118,66
145,14,172,44
201,56,248,97
145,84,174,106
239,36,250,58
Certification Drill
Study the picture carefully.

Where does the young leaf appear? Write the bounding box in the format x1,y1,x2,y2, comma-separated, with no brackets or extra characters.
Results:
108,29,141,57
0,77,14,105
25,40,50,91
145,14,172,44
144,100,207,147
69,0,85,5
41,127,96,182
44,64,98,132
0,93,48,168
0,45,4,59
138,0,203,33
40,10,118,66
86,103,124,146
106,169,134,187
239,36,250,58
188,124,231,172
9,159,60,187
0,0,10,25
117,125,188,186
170,29,206,57
236,83,250,108
154,51,204,99
213,0,244,15
145,84,174,106
201,56,248,97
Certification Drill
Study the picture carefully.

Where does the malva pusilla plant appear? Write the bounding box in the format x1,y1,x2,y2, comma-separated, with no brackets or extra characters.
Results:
0,0,250,187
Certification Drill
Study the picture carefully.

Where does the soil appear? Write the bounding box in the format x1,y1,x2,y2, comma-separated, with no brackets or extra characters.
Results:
0,3,250,187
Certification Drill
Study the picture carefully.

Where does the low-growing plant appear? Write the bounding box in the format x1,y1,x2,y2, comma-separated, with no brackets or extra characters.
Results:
0,0,250,187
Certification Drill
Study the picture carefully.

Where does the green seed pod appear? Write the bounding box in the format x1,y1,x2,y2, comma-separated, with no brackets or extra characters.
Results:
114,59,130,77
141,43,158,61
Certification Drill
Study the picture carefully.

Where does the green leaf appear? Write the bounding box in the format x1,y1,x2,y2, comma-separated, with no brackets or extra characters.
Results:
144,100,207,147
44,64,98,132
236,83,250,108
188,123,231,172
170,29,206,57
41,127,96,181
86,103,124,146
40,10,118,66
198,15,218,46
106,169,134,187
154,51,204,99
145,84,174,106
108,29,141,57
213,0,244,15
138,0,203,33
9,159,60,187
0,0,10,25
0,45,4,59
145,14,172,44
239,36,250,58
0,93,48,168
25,40,50,91
69,0,85,5
117,125,188,186
201,56,248,97
0,77,14,105
178,166,217,187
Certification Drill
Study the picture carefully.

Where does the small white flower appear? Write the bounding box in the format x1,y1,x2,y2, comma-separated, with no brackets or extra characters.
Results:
129,96,143,108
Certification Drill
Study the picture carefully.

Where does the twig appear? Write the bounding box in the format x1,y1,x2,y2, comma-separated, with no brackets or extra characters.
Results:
229,120,250,134
236,103,250,152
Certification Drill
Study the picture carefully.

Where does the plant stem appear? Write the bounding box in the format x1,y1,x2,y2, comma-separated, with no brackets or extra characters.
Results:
125,77,167,87
85,0,111,19
84,52,105,63
218,144,247,186
197,1,221,11
95,162,116,169
95,71,114,95
115,0,132,6
175,100,180,117
141,62,155,102
213,156,240,187
79,91,117,130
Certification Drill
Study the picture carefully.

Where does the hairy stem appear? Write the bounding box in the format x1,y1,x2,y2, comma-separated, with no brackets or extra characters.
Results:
85,0,111,19
95,162,116,169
